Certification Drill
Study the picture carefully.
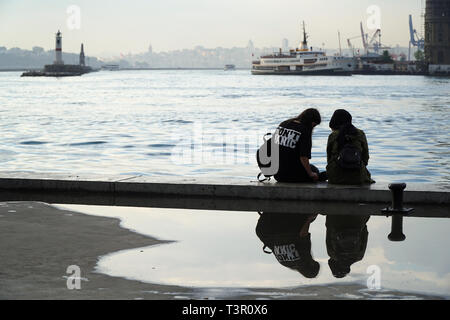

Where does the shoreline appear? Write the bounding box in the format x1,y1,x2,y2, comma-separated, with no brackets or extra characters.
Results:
2,68,449,76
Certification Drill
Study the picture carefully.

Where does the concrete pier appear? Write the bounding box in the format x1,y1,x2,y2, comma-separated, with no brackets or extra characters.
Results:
0,171,448,218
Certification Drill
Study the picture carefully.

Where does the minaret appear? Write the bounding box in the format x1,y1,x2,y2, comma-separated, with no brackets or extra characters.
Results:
54,30,64,65
79,43,85,66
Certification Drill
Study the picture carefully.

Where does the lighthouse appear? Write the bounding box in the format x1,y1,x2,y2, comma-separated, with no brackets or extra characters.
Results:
22,30,93,77
54,30,64,65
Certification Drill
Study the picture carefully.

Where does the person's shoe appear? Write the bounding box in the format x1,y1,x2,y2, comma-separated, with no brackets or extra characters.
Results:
318,171,328,182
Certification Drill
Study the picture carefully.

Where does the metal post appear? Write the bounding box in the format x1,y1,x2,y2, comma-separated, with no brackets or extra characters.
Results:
390,183,406,210
388,215,406,241
381,183,414,242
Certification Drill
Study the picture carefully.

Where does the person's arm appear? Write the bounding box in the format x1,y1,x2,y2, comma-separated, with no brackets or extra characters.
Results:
326,134,333,164
300,156,318,181
298,128,318,180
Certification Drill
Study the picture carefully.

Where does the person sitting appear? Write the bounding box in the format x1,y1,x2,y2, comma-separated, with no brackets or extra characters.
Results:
326,109,374,185
272,108,327,183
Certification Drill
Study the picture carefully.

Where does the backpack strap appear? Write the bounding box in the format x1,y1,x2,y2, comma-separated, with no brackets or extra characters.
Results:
263,245,272,254
257,172,271,182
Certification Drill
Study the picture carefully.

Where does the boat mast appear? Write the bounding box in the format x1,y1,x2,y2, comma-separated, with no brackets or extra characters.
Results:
300,21,309,51
338,30,342,56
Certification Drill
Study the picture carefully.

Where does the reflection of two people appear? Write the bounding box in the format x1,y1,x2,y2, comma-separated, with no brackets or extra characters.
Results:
256,212,370,279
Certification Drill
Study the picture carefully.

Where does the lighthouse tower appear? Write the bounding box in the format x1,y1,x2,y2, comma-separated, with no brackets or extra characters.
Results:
54,30,64,65
79,43,85,66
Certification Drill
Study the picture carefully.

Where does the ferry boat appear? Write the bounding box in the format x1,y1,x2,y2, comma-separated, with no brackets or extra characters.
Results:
224,64,236,71
101,64,120,71
252,22,356,75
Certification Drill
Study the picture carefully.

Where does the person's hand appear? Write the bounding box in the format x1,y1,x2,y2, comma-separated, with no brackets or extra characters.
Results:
309,172,319,181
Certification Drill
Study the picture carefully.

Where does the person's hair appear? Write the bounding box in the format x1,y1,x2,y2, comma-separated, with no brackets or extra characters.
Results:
328,259,350,278
291,108,321,128
329,109,358,149
329,109,352,130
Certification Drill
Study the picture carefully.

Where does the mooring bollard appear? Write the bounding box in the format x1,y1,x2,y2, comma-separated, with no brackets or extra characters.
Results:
381,183,414,242
388,215,406,241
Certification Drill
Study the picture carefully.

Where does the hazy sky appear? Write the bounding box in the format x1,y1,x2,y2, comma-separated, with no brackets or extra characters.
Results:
0,0,423,57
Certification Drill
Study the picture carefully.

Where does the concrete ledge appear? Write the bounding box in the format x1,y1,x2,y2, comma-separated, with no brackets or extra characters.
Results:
1,190,449,218
0,171,448,205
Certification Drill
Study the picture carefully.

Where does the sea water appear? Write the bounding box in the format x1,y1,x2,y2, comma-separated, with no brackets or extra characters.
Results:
0,70,448,187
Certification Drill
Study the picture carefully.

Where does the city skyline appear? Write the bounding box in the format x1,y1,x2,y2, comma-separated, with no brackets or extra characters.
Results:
1,0,423,58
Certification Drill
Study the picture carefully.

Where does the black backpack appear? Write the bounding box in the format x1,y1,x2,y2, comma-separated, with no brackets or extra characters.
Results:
336,140,362,170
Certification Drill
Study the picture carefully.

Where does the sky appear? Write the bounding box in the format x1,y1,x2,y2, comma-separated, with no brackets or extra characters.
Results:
0,0,423,57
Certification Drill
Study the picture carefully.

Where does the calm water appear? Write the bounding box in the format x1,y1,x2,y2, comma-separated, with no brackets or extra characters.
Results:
58,204,450,299
0,70,449,187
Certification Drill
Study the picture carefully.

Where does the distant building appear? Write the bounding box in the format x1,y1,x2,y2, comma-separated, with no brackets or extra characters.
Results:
32,46,44,55
282,38,289,51
424,0,450,65
247,40,254,52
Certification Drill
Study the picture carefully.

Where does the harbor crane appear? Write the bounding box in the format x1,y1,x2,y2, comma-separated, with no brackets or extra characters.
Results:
347,22,389,57
360,22,390,55
408,14,425,60
347,36,361,57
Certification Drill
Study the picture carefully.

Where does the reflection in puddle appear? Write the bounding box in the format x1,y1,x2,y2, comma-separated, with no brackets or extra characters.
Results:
57,205,450,298
255,213,370,280
256,213,321,279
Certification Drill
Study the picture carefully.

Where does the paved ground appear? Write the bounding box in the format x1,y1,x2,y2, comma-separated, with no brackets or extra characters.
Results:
0,201,192,299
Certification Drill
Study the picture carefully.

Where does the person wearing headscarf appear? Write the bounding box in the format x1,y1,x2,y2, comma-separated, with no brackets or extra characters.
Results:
326,214,370,278
326,109,374,184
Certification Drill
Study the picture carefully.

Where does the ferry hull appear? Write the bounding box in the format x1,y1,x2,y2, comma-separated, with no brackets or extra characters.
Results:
251,68,352,76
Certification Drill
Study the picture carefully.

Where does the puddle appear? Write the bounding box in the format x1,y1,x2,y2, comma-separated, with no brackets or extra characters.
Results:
56,204,450,299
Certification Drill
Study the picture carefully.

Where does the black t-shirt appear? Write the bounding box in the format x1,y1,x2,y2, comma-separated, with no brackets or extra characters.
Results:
255,213,314,270
273,119,312,182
